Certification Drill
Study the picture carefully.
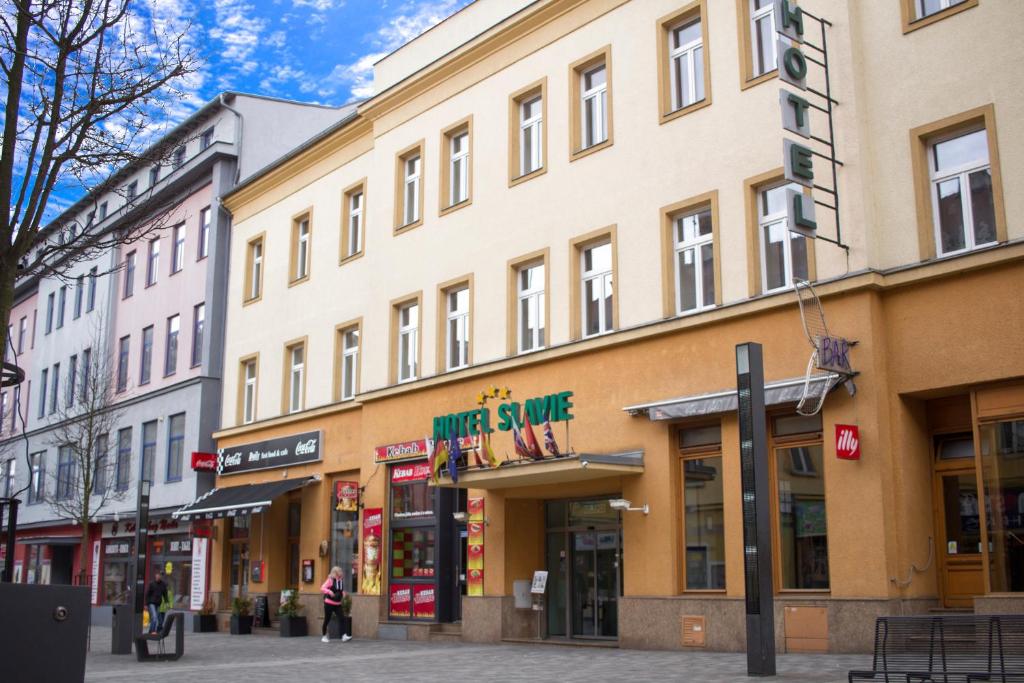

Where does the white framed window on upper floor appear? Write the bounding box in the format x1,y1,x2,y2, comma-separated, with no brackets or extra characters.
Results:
140,325,153,385
172,223,186,274
283,339,306,414
191,303,204,368
290,211,312,284
508,78,547,186
146,238,160,287
335,320,361,402
73,275,84,319
240,355,258,425
658,2,711,124
123,251,136,299
198,206,211,260
391,296,421,384
438,278,472,372
737,0,777,89
570,47,613,160
165,314,179,376
508,251,548,356
116,335,129,392
56,286,66,329
439,117,472,215
744,174,814,296
244,234,265,304
394,142,424,233
661,191,721,317
341,180,366,263
570,228,618,340
901,0,977,33
86,267,97,312
45,292,53,334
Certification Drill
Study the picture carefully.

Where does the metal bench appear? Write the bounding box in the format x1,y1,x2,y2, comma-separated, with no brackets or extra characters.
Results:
135,611,184,662
849,614,1024,682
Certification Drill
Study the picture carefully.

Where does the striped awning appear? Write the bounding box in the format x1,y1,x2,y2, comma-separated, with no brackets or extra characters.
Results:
172,477,315,521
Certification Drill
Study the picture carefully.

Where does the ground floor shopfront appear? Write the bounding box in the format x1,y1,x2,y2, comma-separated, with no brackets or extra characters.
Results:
206,259,1024,652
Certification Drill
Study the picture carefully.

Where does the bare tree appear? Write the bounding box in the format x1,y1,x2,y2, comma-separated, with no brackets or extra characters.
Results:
43,326,126,581
0,0,200,355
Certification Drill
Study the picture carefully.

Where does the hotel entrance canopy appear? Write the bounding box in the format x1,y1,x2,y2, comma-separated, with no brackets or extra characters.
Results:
433,451,643,490
172,477,315,521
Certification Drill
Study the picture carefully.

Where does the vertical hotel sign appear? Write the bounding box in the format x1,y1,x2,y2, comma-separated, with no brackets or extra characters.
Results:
467,497,484,596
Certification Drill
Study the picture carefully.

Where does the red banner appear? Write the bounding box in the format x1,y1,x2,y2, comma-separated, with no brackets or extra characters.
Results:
390,462,432,483
191,452,218,471
360,508,382,595
389,583,412,618
412,584,435,619
335,480,359,512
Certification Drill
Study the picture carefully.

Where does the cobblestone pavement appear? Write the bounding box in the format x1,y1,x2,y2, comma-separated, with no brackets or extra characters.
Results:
85,626,870,682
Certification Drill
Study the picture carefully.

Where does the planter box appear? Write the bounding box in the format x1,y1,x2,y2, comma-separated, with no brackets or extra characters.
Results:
328,615,352,639
230,615,253,635
194,614,218,633
279,615,308,638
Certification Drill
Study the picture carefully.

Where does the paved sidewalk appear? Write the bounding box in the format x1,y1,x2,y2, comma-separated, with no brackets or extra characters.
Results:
86,626,870,682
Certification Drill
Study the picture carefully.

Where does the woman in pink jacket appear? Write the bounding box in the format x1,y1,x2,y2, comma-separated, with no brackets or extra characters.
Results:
320,566,352,643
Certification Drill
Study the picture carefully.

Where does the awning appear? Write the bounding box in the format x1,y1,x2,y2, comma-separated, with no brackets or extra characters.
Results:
623,375,840,421
172,477,315,521
433,451,643,490
16,536,81,546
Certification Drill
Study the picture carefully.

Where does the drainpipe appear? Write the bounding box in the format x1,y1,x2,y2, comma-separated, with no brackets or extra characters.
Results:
218,92,243,184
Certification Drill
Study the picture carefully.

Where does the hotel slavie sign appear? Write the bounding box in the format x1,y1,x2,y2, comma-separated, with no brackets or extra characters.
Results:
217,430,323,475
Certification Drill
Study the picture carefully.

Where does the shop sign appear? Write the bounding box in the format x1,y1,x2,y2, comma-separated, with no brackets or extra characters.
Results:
105,518,181,538
431,389,574,442
189,537,208,610
217,430,322,476
360,508,382,595
389,583,412,618
104,541,131,555
391,462,432,484
168,539,192,553
835,424,860,460
335,481,359,512
191,452,218,472
374,436,474,464
467,497,484,597
412,585,435,619
816,335,852,374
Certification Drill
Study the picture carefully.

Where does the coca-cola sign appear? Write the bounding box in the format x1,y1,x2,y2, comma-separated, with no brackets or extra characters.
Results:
217,430,323,476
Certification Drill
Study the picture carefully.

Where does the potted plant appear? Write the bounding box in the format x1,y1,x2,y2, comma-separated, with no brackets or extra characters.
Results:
278,590,307,638
329,594,353,639
230,596,253,635
194,598,218,633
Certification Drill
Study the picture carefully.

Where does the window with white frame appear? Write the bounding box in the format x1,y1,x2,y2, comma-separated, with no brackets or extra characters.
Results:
520,95,544,176
294,217,310,281
116,336,129,392
198,206,211,259
66,354,77,406
87,267,97,311
759,183,809,293
124,251,136,298
517,262,546,353
140,325,153,384
0,392,7,433
49,363,59,414
750,0,776,77
165,314,179,376
929,128,996,256
2,458,15,498
445,287,470,371
397,302,418,383
247,238,263,301
242,360,257,424
581,241,613,337
674,207,715,314
580,64,608,149
288,344,305,413
403,154,421,226
669,17,705,112
146,238,160,286
56,445,73,500
56,286,66,328
346,190,363,258
141,420,157,484
449,131,469,206
74,275,84,319
28,452,45,504
340,327,359,401
917,0,967,20
191,303,204,367
172,224,186,273
38,368,47,417
9,386,18,432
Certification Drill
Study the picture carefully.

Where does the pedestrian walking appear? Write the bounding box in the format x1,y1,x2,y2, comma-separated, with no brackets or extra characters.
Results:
144,571,169,634
320,566,352,643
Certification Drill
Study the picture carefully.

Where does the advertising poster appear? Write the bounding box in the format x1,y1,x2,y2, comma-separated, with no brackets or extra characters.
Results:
389,582,412,618
413,584,436,619
361,507,383,595
335,481,359,512
189,537,208,610
90,541,101,605
467,497,484,596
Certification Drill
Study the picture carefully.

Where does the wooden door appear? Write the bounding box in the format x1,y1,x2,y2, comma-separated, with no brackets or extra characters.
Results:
934,468,984,608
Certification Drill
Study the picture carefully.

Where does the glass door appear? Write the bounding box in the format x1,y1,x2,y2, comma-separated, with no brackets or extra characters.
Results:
570,531,620,638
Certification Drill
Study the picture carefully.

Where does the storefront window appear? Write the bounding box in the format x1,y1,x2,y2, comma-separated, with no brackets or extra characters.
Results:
391,528,436,578
684,457,725,590
979,418,1024,592
776,444,829,589
103,539,132,604
149,535,192,609
332,480,360,594
390,462,434,519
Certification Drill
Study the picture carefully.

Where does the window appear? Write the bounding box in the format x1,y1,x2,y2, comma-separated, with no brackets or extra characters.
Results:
2,458,15,498
240,357,258,424
928,129,997,256
440,118,472,213
337,324,360,401
165,315,179,376
3,326,9,364
66,354,77,406
341,182,365,261
902,0,976,32
172,145,185,169
49,363,59,414
93,434,108,495
198,207,211,259
10,386,19,432
978,418,1024,593
395,143,424,231
285,342,305,414
126,181,137,202
166,413,185,482
80,348,91,402
443,284,470,371
116,428,131,491
56,445,74,501
191,303,204,367
515,259,546,354
45,293,54,333
291,214,311,283
244,235,264,302
38,368,48,418
28,452,45,504
98,201,108,220
18,316,27,353
395,300,419,384
581,66,606,149
146,238,160,286
117,335,129,392
679,423,725,590
200,127,214,150
140,326,154,384
744,172,813,296
172,224,186,273
141,420,157,484
672,204,716,314
658,3,709,122
510,79,547,184
56,286,66,328
0,392,7,432
86,267,97,311
123,251,136,298
571,233,616,339
149,165,160,187
74,275,84,319
570,47,613,159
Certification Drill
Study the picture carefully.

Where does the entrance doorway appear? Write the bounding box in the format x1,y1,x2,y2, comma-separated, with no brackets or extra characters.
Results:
933,433,983,608
229,516,250,600
545,498,621,640
49,545,74,585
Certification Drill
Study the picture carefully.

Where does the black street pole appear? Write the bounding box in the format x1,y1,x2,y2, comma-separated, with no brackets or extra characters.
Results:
130,481,151,635
2,497,18,583
736,343,776,676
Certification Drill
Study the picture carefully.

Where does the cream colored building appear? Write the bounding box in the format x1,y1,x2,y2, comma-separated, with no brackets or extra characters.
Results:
197,0,1024,652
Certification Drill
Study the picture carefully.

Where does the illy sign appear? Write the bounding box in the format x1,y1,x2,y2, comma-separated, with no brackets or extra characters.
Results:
835,424,860,460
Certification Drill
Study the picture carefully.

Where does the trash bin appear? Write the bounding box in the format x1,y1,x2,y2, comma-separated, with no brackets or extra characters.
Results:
111,605,135,655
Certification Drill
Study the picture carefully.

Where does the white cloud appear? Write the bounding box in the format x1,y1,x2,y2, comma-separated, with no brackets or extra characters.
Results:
266,30,287,47
208,0,267,69
375,0,463,50
292,0,344,9
328,51,385,101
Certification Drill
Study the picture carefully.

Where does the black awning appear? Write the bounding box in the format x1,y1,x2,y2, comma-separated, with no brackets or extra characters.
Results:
16,536,81,546
171,477,315,521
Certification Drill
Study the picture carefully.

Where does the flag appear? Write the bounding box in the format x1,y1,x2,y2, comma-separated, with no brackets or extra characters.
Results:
431,438,449,483
481,430,499,468
472,431,485,468
448,428,461,484
426,437,435,477
543,411,561,457
522,412,544,460
510,418,532,461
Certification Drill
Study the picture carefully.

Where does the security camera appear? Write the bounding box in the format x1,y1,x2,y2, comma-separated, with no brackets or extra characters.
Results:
580,460,589,469
608,499,630,510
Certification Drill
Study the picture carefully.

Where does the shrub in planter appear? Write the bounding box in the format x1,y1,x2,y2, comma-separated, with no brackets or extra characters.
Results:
230,596,253,635
194,598,218,633
328,595,353,639
278,590,307,638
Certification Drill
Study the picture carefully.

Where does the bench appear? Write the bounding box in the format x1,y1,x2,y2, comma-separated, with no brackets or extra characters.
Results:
849,614,1024,682
135,611,184,662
